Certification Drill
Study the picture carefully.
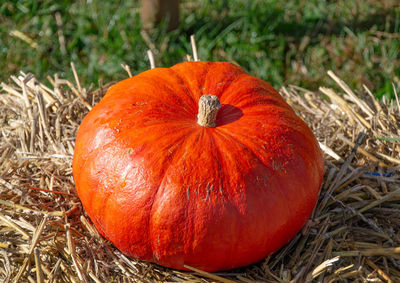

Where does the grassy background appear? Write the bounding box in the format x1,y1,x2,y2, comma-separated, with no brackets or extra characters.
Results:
1,0,400,99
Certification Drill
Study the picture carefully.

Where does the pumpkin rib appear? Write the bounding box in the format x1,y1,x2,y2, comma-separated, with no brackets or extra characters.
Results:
137,69,198,116
170,61,213,103
75,116,199,257
211,128,293,214
167,67,201,107
146,128,206,263
213,118,321,221
229,92,291,111
103,126,195,260
209,129,302,269
216,75,289,110
103,69,197,119
218,119,322,196
214,126,284,177
217,76,263,102
75,146,127,239
72,107,119,185
128,126,207,261
208,130,259,261
148,128,256,270
218,107,321,168
201,62,246,99
73,133,121,216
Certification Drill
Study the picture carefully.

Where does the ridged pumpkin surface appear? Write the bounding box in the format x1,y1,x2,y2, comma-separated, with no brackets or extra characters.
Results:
73,61,324,271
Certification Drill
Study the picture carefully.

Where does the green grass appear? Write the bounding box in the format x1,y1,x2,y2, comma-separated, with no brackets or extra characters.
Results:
1,0,400,100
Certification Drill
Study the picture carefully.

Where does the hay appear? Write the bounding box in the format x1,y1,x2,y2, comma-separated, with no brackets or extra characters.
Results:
1,62,400,282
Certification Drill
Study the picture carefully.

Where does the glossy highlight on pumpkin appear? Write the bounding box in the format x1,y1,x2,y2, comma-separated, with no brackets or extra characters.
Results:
73,61,324,271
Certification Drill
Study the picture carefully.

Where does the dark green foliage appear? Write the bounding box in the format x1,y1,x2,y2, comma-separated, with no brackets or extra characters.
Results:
1,0,400,99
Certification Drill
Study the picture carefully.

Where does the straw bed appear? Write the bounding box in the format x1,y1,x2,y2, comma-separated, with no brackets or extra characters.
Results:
1,64,400,282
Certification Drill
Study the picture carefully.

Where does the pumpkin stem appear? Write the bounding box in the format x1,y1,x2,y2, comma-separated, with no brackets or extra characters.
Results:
197,95,221,128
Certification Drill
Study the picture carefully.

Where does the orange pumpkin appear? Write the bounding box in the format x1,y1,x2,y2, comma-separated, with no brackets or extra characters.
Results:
73,61,324,271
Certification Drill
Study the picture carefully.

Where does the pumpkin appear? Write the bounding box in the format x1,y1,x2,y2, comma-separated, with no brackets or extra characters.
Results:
73,61,324,271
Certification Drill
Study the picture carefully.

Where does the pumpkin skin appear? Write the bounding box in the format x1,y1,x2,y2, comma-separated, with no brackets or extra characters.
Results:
73,61,324,271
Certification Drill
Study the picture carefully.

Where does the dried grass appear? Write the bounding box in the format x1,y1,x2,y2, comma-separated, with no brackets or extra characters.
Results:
1,62,400,282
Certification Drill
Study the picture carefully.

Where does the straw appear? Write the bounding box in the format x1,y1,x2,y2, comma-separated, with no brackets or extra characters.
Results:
1,56,400,282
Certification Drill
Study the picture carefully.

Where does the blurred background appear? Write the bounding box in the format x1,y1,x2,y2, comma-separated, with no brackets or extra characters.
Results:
1,0,400,99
